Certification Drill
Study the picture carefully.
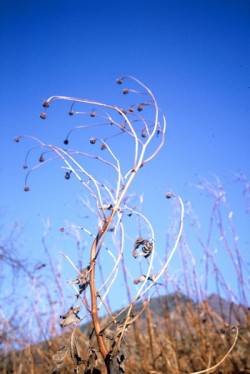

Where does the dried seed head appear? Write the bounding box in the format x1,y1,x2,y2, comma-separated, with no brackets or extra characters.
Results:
166,192,172,199
141,131,146,138
23,164,28,169
116,78,123,84
24,186,30,192
137,105,143,112
123,89,129,94
14,137,20,142
60,227,65,232
90,138,96,144
90,111,95,117
65,172,71,180
42,100,49,108
129,107,134,113
64,139,69,145
39,156,44,162
40,112,47,119
68,110,74,116
101,144,107,150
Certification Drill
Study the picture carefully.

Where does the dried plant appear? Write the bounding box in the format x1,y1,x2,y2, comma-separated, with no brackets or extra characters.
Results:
10,79,247,374
14,76,184,373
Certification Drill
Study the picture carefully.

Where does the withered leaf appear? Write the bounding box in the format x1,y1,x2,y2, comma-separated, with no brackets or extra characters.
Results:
60,306,80,328
85,346,98,373
132,238,154,259
113,316,134,339
133,273,158,284
70,333,84,367
68,266,90,300
52,345,69,373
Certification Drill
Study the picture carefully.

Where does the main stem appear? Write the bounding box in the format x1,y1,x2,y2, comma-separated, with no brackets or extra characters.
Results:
89,169,138,362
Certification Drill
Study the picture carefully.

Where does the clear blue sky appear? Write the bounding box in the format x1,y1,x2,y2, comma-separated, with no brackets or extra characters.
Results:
0,0,249,316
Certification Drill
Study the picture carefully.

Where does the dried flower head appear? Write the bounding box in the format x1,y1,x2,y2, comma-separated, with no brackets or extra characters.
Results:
42,100,50,108
60,227,65,232
137,105,143,112
129,107,134,113
90,111,96,117
123,89,129,95
23,164,28,169
101,144,107,150
65,172,71,180
90,138,96,144
64,139,69,145
14,137,20,142
68,110,74,116
116,78,123,84
40,112,47,119
166,192,172,199
141,131,146,138
24,186,30,192
39,156,44,162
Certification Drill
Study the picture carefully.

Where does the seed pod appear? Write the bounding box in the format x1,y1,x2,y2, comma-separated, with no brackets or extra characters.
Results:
123,89,129,94
40,112,47,119
65,172,71,180
101,144,107,150
166,192,172,199
60,227,65,232
42,100,49,108
90,138,96,144
23,164,28,169
14,137,20,142
64,139,69,145
24,186,30,192
68,110,74,116
129,107,134,113
137,105,143,112
141,131,146,138
116,78,123,84
39,156,44,162
90,111,95,117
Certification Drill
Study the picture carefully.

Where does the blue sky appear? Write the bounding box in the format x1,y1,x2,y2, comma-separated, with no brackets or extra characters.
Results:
0,0,249,318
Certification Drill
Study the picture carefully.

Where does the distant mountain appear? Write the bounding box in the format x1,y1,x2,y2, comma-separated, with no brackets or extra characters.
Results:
206,293,249,327
81,291,249,335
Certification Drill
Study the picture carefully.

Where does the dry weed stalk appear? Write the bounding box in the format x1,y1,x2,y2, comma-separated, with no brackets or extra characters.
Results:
14,76,184,373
